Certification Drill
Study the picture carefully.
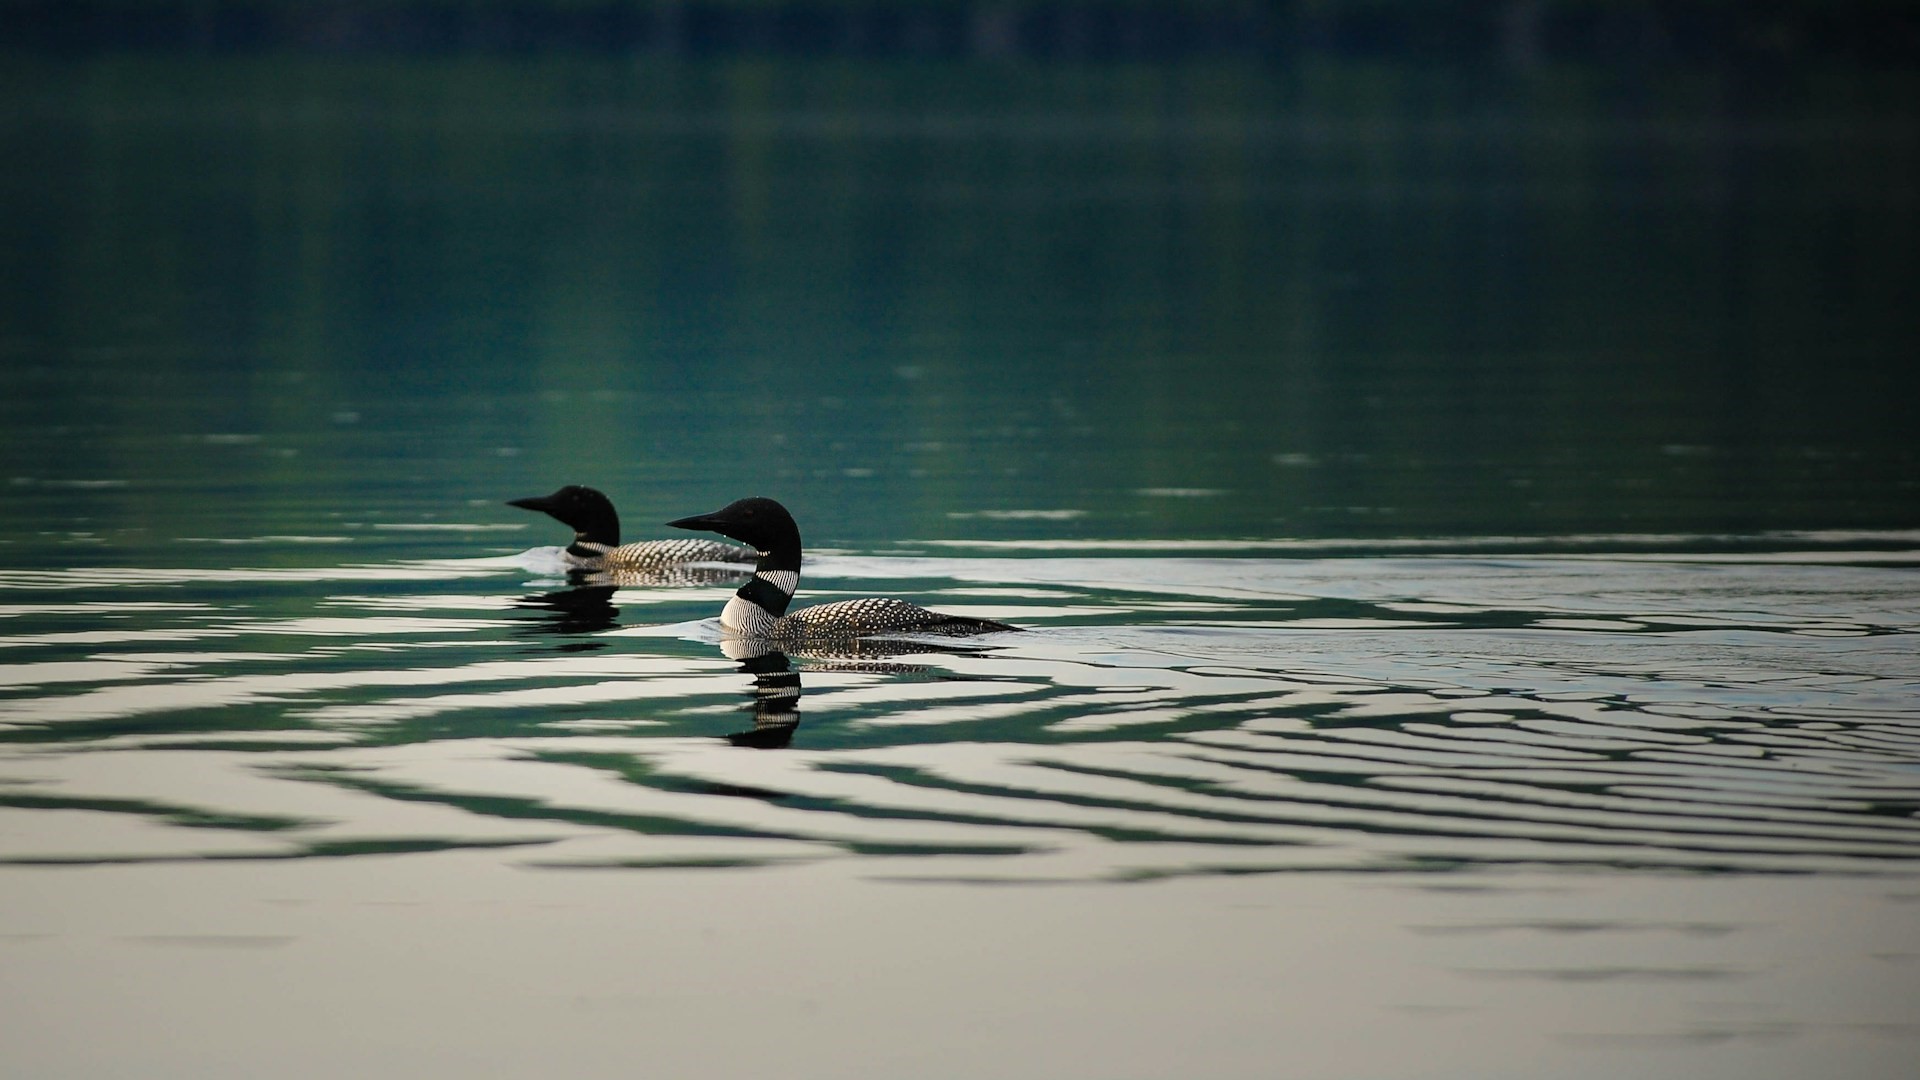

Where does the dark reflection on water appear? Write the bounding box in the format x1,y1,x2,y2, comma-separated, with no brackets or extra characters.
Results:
511,584,621,642
715,629,1024,749
3,53,1917,551
728,647,801,749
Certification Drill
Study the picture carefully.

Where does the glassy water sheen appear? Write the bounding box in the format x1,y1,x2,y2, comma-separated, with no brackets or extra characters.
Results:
4,48,1919,1080
3,532,1919,1077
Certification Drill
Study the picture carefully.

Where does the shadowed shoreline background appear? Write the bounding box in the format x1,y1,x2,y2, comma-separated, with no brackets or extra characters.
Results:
4,1,1918,66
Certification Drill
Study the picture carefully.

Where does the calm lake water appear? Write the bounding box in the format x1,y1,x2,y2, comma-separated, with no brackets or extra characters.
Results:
3,46,1919,1079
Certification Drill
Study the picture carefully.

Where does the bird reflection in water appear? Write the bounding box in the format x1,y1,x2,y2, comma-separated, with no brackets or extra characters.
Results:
720,640,803,748
511,564,751,647
510,585,620,647
714,636,1016,749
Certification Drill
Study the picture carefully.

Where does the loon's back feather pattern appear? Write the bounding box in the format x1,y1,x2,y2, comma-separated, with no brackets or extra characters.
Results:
778,598,1017,640
575,538,757,571
508,485,756,572
666,496,1022,642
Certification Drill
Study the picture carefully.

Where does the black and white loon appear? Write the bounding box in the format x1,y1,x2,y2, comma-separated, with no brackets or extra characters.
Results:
667,497,1020,641
509,485,756,571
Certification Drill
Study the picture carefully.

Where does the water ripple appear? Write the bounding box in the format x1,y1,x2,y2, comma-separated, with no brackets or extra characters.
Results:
1,552,1916,880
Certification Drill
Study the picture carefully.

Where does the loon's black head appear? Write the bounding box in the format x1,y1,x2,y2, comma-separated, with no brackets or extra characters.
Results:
508,485,620,547
667,497,800,567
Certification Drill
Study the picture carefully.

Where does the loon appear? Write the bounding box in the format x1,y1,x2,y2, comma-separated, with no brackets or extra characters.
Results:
508,485,756,572
666,497,1020,642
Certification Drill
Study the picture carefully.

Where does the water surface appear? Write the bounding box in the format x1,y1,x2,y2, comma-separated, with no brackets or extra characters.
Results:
3,45,1919,1080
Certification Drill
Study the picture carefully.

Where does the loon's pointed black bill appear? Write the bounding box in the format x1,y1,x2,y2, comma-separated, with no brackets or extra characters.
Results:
507,495,554,512
666,511,722,532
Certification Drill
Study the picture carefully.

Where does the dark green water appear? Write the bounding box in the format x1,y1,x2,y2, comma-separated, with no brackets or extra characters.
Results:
4,55,1917,557
3,50,1919,1080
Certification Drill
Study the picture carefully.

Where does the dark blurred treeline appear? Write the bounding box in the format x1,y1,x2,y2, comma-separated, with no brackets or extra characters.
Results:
3,1,1916,66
